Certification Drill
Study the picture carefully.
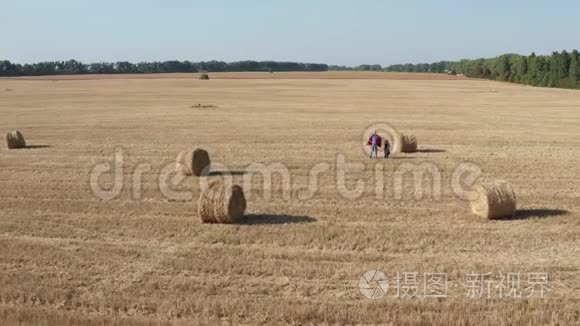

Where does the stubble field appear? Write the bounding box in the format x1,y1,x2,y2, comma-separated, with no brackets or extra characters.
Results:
0,72,579,325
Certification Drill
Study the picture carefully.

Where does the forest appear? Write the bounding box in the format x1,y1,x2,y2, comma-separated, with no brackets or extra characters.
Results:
2,50,578,89
337,50,579,89
0,60,328,76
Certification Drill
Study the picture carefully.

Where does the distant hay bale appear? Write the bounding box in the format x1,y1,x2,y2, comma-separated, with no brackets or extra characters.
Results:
6,130,26,149
198,182,246,223
199,73,210,80
470,181,516,219
176,148,210,176
393,133,417,153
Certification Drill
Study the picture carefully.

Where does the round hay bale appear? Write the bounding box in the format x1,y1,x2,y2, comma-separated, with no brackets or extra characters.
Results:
470,181,516,219
6,130,26,149
199,73,210,80
393,133,417,153
198,182,246,223
176,148,210,176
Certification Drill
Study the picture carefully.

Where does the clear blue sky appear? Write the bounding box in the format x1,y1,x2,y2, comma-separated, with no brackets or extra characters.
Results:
2,0,579,66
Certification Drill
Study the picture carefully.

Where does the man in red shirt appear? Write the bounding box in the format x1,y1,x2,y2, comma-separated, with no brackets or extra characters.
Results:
368,132,381,158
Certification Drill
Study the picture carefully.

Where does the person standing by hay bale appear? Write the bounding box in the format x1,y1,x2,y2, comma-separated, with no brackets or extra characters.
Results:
176,148,210,176
367,131,382,158
6,130,26,149
393,133,417,153
470,180,516,219
198,182,246,223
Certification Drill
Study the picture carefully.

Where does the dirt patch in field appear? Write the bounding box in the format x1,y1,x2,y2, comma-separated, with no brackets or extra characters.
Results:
191,103,218,109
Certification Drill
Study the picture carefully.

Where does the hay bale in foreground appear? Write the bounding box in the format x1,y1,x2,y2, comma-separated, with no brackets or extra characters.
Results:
176,148,210,176
470,181,516,219
6,130,26,149
393,133,417,153
199,73,210,80
198,182,246,223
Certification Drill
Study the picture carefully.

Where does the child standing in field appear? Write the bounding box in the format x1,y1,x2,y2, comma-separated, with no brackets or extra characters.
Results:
384,139,391,158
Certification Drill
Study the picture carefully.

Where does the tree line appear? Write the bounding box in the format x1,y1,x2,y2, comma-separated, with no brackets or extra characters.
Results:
330,61,455,74
2,51,578,89
0,60,329,76
452,51,579,89
332,50,579,89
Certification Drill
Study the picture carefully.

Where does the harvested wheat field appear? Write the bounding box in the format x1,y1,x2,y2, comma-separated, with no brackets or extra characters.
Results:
0,72,579,325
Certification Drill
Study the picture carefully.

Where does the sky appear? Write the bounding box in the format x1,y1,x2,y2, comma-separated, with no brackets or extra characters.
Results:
2,0,579,66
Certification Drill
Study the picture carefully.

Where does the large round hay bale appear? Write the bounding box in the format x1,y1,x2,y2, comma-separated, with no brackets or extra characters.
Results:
198,182,246,223
176,148,210,176
6,130,26,149
470,181,516,219
393,133,417,153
